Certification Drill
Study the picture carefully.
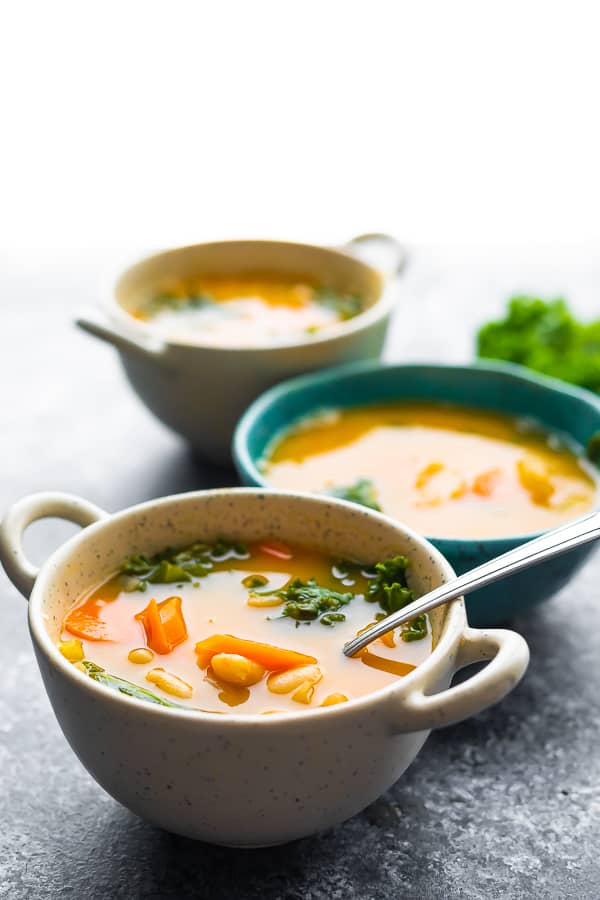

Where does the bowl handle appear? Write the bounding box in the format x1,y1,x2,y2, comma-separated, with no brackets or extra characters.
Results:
339,233,408,277
76,309,167,360
0,492,108,599
391,627,530,733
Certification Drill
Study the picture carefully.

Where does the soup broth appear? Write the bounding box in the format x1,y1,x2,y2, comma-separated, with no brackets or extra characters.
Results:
262,401,598,539
59,540,431,714
130,273,366,346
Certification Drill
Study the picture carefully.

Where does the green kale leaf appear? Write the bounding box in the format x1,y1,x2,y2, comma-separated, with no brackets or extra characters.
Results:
119,538,248,589
314,287,364,321
477,295,600,393
327,478,382,511
273,577,355,626
144,292,214,318
82,661,181,707
366,555,426,641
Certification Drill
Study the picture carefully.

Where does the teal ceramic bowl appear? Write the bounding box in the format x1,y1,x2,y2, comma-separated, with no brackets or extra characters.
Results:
233,360,600,626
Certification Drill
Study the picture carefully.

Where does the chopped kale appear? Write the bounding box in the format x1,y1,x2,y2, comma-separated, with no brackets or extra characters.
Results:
274,577,355,626
314,287,364,321
144,292,214,318
327,478,382,511
120,538,248,589
210,537,248,560
81,661,181,707
400,615,428,642
263,553,427,638
366,555,426,640
367,555,413,611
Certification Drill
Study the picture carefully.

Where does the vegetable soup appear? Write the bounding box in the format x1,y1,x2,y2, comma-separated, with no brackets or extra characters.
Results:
59,539,431,714
130,273,366,346
262,401,598,539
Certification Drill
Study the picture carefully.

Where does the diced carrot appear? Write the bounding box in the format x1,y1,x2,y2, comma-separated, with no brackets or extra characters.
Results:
415,461,444,490
258,541,293,560
160,596,188,648
135,596,188,655
472,468,502,497
137,599,169,655
195,634,316,672
65,598,114,641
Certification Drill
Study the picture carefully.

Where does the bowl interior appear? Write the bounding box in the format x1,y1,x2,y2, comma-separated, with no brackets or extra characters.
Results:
113,241,384,321
34,490,457,660
236,361,600,505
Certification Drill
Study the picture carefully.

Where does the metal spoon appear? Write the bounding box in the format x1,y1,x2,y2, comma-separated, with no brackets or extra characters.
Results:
343,510,600,657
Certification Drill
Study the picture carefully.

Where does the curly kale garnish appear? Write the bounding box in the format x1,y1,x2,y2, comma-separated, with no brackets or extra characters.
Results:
367,556,413,613
255,554,427,639
400,615,428,642
119,538,248,590
366,555,427,642
477,295,600,393
273,578,355,626
327,478,382,511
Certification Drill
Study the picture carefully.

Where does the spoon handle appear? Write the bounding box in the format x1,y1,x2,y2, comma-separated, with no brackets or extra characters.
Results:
343,510,600,657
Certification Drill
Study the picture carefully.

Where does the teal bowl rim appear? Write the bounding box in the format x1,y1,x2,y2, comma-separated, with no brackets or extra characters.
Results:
233,358,600,548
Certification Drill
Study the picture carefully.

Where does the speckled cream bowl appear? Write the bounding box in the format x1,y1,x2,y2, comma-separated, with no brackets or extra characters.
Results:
76,235,405,464
0,489,529,846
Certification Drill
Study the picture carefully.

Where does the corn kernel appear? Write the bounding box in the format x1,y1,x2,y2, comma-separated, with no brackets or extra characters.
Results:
267,664,322,695
472,468,501,497
320,693,348,706
128,647,154,665
146,667,193,699
59,639,84,663
73,661,88,674
210,653,265,687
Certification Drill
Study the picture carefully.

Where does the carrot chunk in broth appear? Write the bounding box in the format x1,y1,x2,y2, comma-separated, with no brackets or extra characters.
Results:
65,598,115,641
195,634,316,671
135,596,188,655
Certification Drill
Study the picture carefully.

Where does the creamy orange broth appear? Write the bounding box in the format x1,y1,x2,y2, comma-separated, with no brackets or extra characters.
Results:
262,402,598,539
60,544,431,714
131,273,365,346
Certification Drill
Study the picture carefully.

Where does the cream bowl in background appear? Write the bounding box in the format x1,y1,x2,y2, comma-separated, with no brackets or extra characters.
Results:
0,489,528,846
76,235,405,463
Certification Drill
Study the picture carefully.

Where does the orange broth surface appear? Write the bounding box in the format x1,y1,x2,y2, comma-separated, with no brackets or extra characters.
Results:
60,543,432,714
262,402,598,539
130,272,365,346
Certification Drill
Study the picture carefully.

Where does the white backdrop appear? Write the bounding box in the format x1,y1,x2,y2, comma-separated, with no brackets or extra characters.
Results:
1,0,599,259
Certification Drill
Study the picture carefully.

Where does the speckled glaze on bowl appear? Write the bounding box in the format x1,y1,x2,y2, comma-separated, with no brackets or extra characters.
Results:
233,360,600,626
76,235,405,464
0,489,528,846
